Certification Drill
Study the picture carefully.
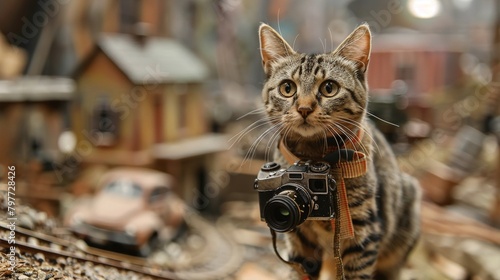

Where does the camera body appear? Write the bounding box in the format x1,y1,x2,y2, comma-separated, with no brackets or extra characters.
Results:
254,160,336,232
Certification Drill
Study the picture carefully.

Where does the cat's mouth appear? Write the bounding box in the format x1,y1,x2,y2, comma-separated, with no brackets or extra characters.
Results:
281,113,324,137
291,120,323,137
296,117,313,128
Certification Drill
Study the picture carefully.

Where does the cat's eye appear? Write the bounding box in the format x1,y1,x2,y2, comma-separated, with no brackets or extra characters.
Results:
319,80,339,97
279,80,297,97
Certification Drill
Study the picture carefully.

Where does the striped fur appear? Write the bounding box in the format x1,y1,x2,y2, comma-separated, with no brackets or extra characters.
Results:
259,23,421,279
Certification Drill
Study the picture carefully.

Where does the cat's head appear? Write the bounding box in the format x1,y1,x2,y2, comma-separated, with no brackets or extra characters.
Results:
259,23,371,142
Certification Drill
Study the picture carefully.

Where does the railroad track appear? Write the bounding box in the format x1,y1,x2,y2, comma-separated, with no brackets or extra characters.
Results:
173,211,244,280
0,223,175,279
0,208,244,280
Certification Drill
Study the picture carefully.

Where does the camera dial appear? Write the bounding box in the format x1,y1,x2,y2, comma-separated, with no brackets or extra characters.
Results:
309,161,329,173
261,162,281,172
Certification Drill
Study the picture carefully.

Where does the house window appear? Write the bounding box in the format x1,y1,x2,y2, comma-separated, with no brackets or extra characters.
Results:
396,64,415,94
92,96,119,146
396,64,415,82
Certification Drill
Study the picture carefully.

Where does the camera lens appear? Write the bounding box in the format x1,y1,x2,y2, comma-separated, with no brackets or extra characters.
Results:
274,206,291,222
263,186,311,232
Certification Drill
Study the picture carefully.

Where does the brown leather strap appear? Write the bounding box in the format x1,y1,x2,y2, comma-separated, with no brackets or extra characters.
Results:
277,139,368,280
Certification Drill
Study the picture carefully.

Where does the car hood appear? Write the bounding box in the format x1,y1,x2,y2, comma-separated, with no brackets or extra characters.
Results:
84,194,143,229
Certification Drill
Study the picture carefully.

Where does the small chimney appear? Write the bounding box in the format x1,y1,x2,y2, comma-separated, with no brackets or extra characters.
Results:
133,22,150,46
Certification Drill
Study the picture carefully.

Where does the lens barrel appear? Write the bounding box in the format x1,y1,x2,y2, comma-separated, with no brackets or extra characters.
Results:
263,185,311,232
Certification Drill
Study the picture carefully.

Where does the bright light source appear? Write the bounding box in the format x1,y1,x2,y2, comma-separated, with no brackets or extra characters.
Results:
58,131,76,153
408,0,442,19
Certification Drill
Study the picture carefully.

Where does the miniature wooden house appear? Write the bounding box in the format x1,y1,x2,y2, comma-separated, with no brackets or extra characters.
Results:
0,77,75,169
73,33,226,202
0,77,75,216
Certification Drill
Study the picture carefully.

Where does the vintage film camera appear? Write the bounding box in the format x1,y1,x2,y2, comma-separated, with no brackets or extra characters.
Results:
254,160,336,232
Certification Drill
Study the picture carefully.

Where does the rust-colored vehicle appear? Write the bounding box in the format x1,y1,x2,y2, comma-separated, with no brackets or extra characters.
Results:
65,168,184,256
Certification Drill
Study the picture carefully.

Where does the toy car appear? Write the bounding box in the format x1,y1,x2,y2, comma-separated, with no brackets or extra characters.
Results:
65,168,185,256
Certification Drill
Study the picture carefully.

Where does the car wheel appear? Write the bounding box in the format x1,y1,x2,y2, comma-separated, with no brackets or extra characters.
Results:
138,233,159,257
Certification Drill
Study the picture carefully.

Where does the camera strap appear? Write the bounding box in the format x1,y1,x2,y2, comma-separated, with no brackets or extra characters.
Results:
269,229,307,273
328,150,367,280
278,139,368,279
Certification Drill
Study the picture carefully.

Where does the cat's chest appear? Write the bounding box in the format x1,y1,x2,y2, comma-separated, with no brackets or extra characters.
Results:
284,143,325,160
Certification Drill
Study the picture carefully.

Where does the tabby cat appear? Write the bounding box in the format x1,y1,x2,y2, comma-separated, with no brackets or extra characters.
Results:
258,23,421,280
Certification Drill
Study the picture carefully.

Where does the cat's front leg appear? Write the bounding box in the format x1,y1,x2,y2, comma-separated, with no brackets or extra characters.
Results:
339,234,381,280
285,228,324,279
318,252,336,280
318,246,379,280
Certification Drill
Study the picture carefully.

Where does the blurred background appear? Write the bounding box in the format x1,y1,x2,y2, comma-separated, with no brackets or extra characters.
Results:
1,0,500,279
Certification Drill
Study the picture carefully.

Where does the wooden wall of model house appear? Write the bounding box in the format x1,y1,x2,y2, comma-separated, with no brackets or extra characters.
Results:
73,51,207,166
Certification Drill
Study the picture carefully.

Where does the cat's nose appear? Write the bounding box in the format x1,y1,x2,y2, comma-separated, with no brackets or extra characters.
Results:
298,106,313,118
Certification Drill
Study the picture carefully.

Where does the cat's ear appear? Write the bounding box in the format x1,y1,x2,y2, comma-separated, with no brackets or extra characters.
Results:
333,24,371,73
259,23,295,73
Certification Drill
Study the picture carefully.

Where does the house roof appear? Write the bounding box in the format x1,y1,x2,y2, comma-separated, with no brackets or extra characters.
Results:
0,76,75,102
94,33,209,84
153,134,228,160
371,31,464,52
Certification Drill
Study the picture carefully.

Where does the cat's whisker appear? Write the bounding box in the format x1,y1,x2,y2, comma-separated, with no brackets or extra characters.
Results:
321,130,329,152
333,122,370,155
333,124,366,156
246,123,280,159
228,115,281,148
322,124,343,148
281,125,296,153
265,124,287,162
328,27,334,52
338,118,374,147
280,125,291,149
236,108,266,121
228,120,270,150
292,34,300,50
319,38,326,54
327,124,350,151
262,126,282,162
366,111,399,127
358,105,399,128
267,124,290,159
332,119,369,146
323,120,362,153
229,118,268,142
335,118,378,154
240,123,282,167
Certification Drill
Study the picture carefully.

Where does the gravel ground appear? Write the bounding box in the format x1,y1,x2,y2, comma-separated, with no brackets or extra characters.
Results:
3,184,498,280
0,251,155,280
0,195,157,280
